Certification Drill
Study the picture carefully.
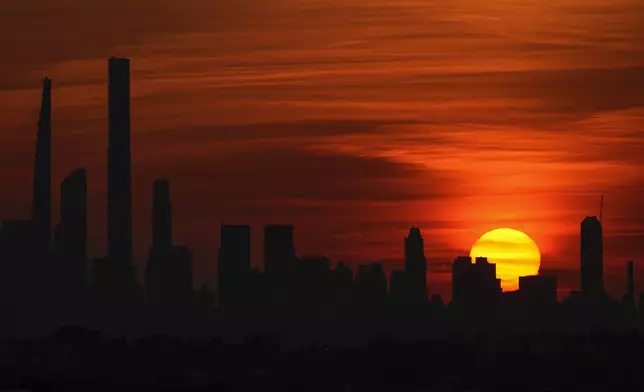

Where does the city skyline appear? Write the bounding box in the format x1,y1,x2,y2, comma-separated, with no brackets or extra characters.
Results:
1,0,644,302
1,60,638,305
1,64,642,303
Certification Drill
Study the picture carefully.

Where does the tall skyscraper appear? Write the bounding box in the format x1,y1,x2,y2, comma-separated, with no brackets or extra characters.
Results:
218,225,251,310
32,77,52,254
580,216,604,299
264,224,295,280
107,57,133,269
152,178,172,252
405,227,428,304
97,57,142,307
55,168,88,300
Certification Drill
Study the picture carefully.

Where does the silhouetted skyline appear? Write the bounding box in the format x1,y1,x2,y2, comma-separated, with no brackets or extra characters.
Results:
0,58,642,341
2,1,644,305
2,3,644,389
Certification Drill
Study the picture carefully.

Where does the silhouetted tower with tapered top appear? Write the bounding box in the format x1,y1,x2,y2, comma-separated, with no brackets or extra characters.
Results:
218,225,251,310
32,77,52,254
96,57,142,308
152,178,172,252
55,169,88,304
107,57,133,272
405,227,428,304
580,216,604,299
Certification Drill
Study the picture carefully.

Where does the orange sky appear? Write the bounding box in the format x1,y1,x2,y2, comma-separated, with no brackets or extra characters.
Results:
1,0,643,301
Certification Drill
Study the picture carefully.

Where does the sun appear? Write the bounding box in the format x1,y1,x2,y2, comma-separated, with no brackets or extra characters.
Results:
470,228,541,292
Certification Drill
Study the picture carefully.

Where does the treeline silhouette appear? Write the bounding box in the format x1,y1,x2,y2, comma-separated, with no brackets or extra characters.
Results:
0,326,643,391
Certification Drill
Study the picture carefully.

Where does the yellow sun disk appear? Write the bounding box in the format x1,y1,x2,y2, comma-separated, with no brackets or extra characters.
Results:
470,228,541,292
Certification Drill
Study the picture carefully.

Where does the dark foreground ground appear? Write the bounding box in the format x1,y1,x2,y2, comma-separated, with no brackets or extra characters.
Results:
0,326,643,391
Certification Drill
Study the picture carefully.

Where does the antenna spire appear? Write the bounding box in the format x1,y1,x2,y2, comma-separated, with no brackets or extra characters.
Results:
599,195,604,223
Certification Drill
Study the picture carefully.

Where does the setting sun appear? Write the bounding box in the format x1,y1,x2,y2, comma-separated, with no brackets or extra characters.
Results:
470,228,541,292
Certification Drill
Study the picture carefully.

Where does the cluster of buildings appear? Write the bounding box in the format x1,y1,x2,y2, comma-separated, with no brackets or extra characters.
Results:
0,58,639,327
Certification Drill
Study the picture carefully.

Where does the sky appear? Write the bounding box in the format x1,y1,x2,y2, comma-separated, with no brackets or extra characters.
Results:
1,0,643,301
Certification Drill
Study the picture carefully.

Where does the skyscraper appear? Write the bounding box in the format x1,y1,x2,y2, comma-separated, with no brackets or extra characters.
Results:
264,224,295,308
145,179,194,309
451,256,501,307
218,225,251,310
580,216,604,299
55,168,88,300
405,227,427,304
452,256,473,305
97,57,142,307
264,224,295,280
152,178,172,252
107,57,133,269
32,77,52,254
